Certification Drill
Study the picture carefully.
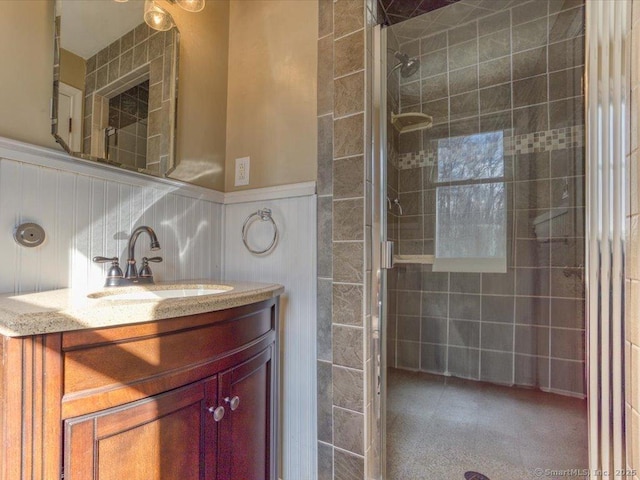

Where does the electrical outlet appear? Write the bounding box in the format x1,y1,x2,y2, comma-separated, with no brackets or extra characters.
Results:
235,156,250,186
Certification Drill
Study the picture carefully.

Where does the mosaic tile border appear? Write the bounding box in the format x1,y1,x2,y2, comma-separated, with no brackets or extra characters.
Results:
395,125,585,171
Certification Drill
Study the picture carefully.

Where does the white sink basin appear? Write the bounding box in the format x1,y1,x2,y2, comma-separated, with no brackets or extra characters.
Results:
88,285,233,301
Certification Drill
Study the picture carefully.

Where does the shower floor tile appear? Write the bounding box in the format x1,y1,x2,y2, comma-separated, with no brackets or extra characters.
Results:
386,368,588,480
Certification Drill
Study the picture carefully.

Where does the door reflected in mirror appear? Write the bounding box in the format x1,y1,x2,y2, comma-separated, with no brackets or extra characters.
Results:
53,0,179,177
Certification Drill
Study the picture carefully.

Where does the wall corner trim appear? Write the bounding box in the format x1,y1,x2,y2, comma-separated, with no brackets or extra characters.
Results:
223,181,317,204
0,136,317,205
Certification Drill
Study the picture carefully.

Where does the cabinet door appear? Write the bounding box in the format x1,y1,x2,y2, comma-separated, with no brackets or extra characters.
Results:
64,379,217,480
218,346,274,480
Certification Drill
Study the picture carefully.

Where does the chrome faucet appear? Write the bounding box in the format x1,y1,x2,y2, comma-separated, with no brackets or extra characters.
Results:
124,226,162,283
93,225,162,287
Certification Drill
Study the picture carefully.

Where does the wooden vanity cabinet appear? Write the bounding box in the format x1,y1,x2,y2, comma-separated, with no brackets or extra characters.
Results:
0,298,279,480
218,346,273,480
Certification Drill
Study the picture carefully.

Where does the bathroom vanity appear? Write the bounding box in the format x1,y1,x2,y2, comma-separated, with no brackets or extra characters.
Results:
0,282,283,480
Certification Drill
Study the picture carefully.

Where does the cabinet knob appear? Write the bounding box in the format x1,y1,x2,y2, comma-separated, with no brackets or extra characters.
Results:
208,405,225,421
225,396,240,411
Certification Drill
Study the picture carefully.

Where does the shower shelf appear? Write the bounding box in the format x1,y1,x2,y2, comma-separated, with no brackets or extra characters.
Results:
391,112,433,134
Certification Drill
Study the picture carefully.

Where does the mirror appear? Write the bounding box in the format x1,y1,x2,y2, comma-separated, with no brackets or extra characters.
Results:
52,0,179,177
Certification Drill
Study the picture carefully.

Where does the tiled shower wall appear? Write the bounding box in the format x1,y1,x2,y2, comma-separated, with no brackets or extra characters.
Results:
316,0,379,478
83,23,176,173
387,0,587,397
107,81,149,168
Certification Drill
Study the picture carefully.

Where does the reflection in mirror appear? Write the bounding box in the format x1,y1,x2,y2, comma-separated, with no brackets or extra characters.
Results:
52,0,179,177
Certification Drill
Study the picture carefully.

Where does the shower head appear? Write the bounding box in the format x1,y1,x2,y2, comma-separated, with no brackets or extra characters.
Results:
389,51,420,78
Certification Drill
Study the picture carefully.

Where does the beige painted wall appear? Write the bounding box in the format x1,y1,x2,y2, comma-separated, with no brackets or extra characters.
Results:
225,0,318,192
59,48,86,91
0,0,229,191
0,1,59,149
163,0,229,191
0,0,316,192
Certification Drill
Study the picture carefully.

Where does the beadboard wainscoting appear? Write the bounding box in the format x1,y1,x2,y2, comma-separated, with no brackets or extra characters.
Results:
223,188,317,480
0,138,318,480
0,138,224,294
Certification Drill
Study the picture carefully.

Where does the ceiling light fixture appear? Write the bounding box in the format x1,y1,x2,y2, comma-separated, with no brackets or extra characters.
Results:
139,0,206,32
144,0,175,31
175,0,206,13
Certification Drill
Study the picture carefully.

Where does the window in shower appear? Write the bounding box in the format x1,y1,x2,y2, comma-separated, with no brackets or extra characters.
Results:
437,131,504,181
433,132,506,272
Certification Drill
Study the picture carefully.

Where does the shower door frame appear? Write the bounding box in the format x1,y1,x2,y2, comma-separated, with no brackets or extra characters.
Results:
371,23,388,480
371,1,630,477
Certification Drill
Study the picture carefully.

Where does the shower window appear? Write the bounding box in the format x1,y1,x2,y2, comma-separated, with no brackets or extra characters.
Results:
437,131,504,181
433,132,506,272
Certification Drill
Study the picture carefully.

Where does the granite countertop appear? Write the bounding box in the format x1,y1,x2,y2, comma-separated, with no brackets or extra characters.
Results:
0,281,284,337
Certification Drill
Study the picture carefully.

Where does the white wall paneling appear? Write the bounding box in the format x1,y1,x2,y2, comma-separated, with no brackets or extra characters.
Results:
224,181,316,204
223,194,317,480
0,151,223,294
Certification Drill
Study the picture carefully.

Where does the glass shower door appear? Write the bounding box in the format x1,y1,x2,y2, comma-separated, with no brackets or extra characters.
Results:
377,1,593,478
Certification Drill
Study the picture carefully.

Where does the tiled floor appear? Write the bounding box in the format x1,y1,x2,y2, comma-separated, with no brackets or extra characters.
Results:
386,369,588,480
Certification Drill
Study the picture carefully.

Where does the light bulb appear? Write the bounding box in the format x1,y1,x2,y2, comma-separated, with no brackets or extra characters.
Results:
144,0,175,31
176,0,205,13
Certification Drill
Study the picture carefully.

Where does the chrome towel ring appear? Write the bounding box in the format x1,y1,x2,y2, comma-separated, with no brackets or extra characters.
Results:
242,208,279,255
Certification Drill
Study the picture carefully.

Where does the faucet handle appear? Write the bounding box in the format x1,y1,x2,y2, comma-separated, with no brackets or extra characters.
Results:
93,256,119,263
93,256,124,287
139,256,162,279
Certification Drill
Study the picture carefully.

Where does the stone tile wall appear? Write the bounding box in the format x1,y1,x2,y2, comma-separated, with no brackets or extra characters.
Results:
107,81,149,168
316,0,379,478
